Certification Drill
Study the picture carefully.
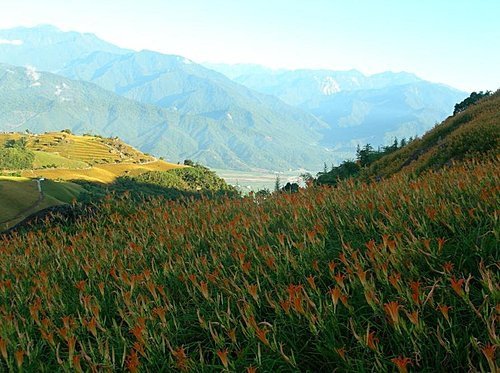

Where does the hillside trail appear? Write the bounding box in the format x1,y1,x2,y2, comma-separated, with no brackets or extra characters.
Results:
0,179,45,229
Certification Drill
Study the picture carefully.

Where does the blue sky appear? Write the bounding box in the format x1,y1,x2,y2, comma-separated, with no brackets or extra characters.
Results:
1,0,499,91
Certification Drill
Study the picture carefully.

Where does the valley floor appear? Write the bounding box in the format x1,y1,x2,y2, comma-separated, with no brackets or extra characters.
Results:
215,169,306,192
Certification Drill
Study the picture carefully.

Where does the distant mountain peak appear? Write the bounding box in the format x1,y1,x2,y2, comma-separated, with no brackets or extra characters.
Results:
0,24,128,71
317,76,341,95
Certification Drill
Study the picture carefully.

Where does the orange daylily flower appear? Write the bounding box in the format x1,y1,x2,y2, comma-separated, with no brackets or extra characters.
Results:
310,259,319,272
384,301,401,325
442,261,454,273
280,299,291,314
335,347,346,360
436,237,446,252
72,354,83,373
126,349,140,373
422,238,431,251
306,230,316,243
357,269,368,285
227,329,237,344
334,273,346,288
172,347,189,372
410,281,421,305
450,277,465,296
387,239,397,254
437,304,451,322
481,343,496,371
330,287,342,307
15,350,24,368
306,275,317,290
388,272,401,291
391,356,412,373
256,328,270,346
217,349,229,368
85,317,98,337
328,261,336,272
133,342,146,357
0,338,7,361
247,284,258,301
364,288,378,307
199,281,209,299
340,294,349,308
406,310,419,325
153,306,167,324
366,330,379,351
242,261,252,274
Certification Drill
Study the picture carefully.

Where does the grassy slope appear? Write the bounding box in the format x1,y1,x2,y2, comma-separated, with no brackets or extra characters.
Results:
0,132,158,166
32,151,88,169
0,177,39,222
0,132,185,228
0,176,85,229
0,131,184,183
364,91,500,178
0,159,497,371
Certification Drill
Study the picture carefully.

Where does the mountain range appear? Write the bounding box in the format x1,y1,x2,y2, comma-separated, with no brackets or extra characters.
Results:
0,63,331,170
0,25,468,170
205,64,468,146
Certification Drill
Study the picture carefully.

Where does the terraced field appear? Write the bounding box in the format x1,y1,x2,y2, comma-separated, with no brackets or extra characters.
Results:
0,132,184,183
27,133,155,165
0,132,186,229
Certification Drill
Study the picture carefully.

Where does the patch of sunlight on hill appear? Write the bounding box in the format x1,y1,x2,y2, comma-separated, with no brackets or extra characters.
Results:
0,176,84,230
0,177,39,222
21,161,185,183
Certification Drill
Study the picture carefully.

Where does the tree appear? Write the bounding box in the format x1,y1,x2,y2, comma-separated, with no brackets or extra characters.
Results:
255,188,271,198
282,182,299,193
274,175,281,192
0,147,35,170
5,138,28,149
356,144,374,167
453,91,491,115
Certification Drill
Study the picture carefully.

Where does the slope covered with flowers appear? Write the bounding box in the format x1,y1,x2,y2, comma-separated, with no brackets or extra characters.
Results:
0,159,498,371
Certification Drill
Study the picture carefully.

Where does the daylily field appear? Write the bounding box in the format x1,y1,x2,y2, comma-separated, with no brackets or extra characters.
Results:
0,159,498,372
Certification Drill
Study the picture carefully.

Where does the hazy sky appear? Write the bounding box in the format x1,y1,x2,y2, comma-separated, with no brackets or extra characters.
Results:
1,0,499,92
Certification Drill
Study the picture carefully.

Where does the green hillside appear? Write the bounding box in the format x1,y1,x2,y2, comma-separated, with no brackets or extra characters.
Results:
0,131,237,230
317,91,499,185
0,62,330,171
0,131,182,229
0,176,84,230
0,132,182,183
364,91,499,178
0,156,497,371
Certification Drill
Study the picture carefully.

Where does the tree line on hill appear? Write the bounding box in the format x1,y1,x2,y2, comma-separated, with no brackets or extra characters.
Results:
259,90,497,192
77,163,239,203
314,137,415,186
453,90,491,115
